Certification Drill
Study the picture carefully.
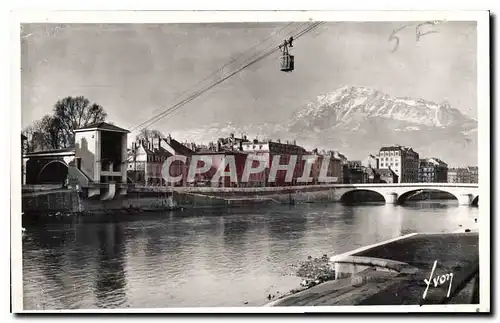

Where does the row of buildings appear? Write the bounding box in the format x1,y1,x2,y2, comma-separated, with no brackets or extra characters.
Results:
20,122,478,188
127,134,343,187
126,134,479,187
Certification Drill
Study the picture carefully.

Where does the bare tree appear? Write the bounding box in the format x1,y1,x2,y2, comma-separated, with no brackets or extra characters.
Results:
22,115,64,152
53,96,107,147
22,96,108,151
135,129,165,143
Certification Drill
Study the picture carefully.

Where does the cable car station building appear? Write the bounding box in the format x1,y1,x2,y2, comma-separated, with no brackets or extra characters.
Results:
23,122,130,200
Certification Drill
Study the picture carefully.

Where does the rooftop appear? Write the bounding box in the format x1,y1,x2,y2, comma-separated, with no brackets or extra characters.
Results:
379,145,416,153
74,122,129,133
163,137,196,156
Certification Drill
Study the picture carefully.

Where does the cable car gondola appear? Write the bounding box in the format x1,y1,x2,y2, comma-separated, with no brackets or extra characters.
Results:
279,37,294,72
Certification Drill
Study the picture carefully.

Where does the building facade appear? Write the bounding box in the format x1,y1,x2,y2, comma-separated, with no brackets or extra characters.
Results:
74,122,129,185
127,135,196,186
467,166,478,183
447,166,478,183
418,157,448,183
378,145,419,183
377,168,399,183
344,160,367,184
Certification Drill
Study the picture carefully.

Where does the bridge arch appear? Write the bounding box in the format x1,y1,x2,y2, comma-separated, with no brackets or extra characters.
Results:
396,188,458,205
471,196,479,207
340,189,386,205
37,160,69,184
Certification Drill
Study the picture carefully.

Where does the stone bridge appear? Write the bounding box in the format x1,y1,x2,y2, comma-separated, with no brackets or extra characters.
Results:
332,183,479,206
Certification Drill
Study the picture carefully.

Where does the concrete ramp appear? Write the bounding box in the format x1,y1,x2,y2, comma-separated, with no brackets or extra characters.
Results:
332,255,418,280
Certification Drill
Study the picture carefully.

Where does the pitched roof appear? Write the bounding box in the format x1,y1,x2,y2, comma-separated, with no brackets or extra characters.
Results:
163,137,195,156
74,122,129,133
379,145,417,153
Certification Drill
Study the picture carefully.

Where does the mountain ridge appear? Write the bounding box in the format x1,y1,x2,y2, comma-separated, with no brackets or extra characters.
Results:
168,86,477,167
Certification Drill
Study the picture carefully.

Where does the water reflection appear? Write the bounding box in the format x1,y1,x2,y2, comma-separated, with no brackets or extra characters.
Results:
23,201,479,309
94,223,127,308
267,207,307,241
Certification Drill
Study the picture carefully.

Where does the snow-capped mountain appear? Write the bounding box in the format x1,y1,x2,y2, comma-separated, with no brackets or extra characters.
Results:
288,86,474,131
169,86,478,166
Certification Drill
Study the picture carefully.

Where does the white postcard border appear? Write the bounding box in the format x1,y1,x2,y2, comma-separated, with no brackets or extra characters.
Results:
10,10,490,313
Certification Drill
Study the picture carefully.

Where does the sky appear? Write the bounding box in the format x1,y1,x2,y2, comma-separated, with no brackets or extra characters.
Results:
21,21,477,134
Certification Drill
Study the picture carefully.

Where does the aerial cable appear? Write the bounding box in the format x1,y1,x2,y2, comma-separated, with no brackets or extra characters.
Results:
131,22,297,132
136,21,324,131
132,22,315,133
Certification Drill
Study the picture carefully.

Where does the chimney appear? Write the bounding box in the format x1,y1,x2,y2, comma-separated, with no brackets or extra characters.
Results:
277,139,281,143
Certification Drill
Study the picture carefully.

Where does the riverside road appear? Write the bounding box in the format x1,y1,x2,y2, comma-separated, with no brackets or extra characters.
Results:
22,200,478,309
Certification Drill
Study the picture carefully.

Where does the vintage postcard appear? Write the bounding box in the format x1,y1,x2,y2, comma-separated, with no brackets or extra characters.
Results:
11,10,490,313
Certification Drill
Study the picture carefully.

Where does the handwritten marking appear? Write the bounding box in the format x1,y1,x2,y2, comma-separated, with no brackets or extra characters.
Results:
422,260,454,300
389,21,445,52
388,25,409,53
416,21,439,41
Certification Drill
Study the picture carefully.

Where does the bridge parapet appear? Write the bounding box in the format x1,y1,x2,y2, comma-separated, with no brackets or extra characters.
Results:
335,183,479,206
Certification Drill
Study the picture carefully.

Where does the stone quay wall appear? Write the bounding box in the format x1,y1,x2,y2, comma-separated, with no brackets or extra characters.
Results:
21,185,340,215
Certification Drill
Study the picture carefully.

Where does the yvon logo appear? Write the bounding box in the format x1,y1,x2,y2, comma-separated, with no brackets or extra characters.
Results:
422,260,454,300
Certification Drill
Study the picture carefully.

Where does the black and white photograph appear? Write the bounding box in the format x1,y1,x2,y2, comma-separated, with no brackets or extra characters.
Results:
10,10,490,313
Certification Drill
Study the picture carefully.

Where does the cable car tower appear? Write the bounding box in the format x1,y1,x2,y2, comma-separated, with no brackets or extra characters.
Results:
279,36,294,72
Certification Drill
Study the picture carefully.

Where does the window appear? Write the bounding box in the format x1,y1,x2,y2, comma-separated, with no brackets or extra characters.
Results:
395,163,399,166
395,151,400,156
390,151,394,156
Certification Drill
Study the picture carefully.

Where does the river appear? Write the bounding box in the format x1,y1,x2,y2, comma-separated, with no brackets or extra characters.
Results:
21,200,479,310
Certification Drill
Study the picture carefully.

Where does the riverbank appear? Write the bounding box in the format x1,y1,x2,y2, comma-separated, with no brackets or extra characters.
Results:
21,184,341,216
267,232,480,306
21,183,474,219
